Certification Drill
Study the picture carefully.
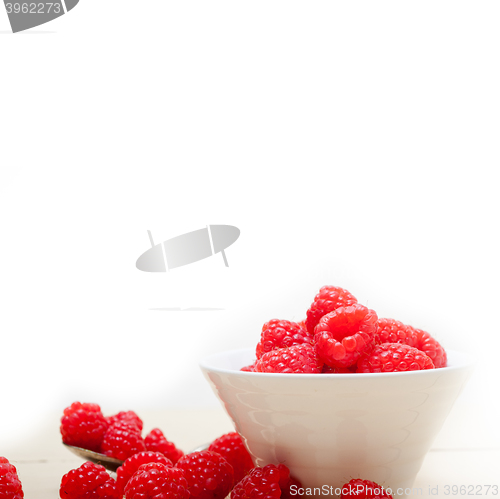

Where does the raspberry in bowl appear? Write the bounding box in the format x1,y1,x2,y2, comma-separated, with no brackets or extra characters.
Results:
199,284,472,498
200,347,472,498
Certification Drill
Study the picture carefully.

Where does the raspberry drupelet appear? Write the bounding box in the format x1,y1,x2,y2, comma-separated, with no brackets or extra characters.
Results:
340,479,393,499
256,319,312,359
208,432,254,483
144,428,184,464
105,411,143,432
231,463,299,499
357,343,435,373
314,304,378,368
254,343,323,374
59,461,120,499
176,450,234,499
60,402,108,453
116,451,173,495
124,462,189,499
0,457,24,499
101,421,146,461
305,285,358,334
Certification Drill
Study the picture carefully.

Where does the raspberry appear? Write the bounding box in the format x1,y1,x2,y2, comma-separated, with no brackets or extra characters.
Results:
240,363,256,372
340,479,393,499
357,343,435,373
144,429,184,464
176,450,234,499
116,451,173,495
321,364,356,373
314,304,378,368
101,421,146,461
374,318,418,348
60,402,108,452
414,328,447,368
106,411,143,432
208,432,253,483
254,344,323,374
256,320,312,359
124,462,189,499
231,463,297,499
59,461,120,499
0,457,24,499
305,285,358,334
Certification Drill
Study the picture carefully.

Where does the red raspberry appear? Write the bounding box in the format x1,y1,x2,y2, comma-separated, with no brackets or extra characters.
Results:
305,285,358,334
374,318,418,347
321,364,356,373
314,304,378,368
254,344,323,374
124,462,189,499
231,463,298,499
60,402,108,452
256,319,312,359
106,411,143,432
340,479,393,499
176,450,234,499
101,421,146,461
116,451,173,495
0,457,24,499
59,461,120,499
357,343,435,373
208,432,253,483
145,429,184,464
414,328,447,368
240,363,256,372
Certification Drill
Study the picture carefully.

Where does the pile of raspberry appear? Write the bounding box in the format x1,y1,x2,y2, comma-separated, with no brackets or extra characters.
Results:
60,402,184,463
242,285,447,374
59,444,393,499
58,429,301,499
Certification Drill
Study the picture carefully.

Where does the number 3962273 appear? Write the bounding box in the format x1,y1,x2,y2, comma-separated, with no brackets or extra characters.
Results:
5,3,62,14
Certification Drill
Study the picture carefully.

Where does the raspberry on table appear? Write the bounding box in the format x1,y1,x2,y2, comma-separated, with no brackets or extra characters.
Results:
116,451,173,495
340,478,393,499
305,285,358,334
254,343,323,374
145,428,184,464
106,411,143,432
208,432,254,483
124,462,189,499
59,461,120,499
176,450,234,499
357,343,435,373
101,421,146,461
0,457,24,499
314,304,378,368
256,319,312,359
60,402,108,453
231,463,299,499
414,328,447,368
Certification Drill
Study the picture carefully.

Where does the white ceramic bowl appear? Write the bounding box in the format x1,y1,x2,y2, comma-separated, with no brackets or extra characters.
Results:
200,348,473,498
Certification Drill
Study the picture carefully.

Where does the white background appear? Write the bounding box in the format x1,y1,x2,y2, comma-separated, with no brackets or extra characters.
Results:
0,1,499,451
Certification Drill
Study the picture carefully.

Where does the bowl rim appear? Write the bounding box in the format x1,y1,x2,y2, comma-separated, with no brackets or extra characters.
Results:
199,347,475,379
